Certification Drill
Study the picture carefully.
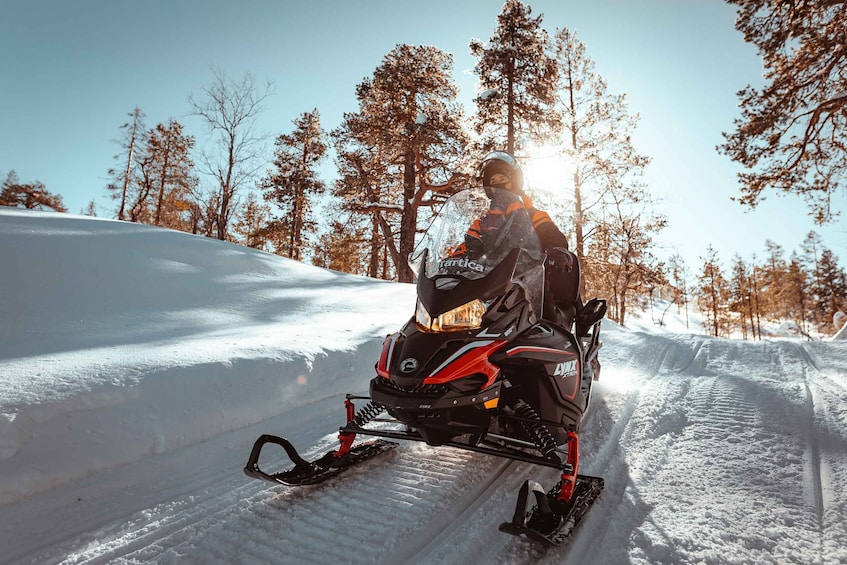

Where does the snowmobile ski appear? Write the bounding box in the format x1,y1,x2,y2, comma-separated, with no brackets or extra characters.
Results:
499,475,604,547
244,433,398,486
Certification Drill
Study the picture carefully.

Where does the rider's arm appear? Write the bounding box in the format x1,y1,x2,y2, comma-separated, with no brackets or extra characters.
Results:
528,208,568,250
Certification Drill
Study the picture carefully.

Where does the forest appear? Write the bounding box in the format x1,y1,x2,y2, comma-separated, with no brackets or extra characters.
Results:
2,0,845,336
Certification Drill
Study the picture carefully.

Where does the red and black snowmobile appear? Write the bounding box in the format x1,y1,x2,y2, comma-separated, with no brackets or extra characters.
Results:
245,187,607,547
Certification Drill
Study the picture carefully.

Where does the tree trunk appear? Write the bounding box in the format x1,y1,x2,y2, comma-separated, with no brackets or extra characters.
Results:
368,216,380,278
506,65,515,154
397,147,417,282
119,108,141,221
217,133,236,241
154,139,172,226
289,188,301,260
711,283,719,337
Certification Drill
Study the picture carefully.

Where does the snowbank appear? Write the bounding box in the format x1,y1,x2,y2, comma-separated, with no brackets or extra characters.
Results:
0,208,415,502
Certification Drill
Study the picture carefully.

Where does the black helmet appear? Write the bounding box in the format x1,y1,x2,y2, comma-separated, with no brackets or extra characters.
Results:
477,151,524,192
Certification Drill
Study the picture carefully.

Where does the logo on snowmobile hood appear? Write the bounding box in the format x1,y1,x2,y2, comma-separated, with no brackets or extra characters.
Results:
438,257,486,273
400,358,419,373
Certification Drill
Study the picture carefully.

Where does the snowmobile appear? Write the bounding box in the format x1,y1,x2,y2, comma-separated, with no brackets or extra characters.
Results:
244,187,607,547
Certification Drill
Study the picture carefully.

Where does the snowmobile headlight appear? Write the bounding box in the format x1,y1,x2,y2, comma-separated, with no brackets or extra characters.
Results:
416,299,486,333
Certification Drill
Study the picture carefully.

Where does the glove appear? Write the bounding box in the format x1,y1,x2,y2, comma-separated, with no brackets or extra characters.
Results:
464,235,483,257
547,247,573,272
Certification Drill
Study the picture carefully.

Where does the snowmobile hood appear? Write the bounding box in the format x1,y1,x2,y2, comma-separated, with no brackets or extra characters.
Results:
416,247,520,318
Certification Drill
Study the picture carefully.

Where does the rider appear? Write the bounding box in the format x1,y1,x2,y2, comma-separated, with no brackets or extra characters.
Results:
472,151,581,326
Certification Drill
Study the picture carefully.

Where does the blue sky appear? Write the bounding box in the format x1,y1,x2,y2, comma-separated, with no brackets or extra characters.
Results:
2,0,845,269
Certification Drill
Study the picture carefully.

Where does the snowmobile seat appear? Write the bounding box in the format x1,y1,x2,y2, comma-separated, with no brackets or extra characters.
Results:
544,249,581,329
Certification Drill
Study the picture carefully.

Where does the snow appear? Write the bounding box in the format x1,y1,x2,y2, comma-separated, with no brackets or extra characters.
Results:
834,312,847,341
2,207,847,564
479,87,499,101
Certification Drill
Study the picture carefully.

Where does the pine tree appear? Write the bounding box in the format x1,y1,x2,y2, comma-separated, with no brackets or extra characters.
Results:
83,200,97,217
259,109,327,261
759,240,789,322
548,28,651,261
720,0,847,223
801,230,826,328
0,171,67,212
784,252,810,335
583,224,617,316
666,254,690,329
331,141,397,278
696,245,732,337
729,254,753,339
332,44,468,282
470,0,558,153
585,181,666,326
149,120,197,229
813,247,847,331
312,218,372,275
129,120,197,230
749,254,764,339
230,191,270,250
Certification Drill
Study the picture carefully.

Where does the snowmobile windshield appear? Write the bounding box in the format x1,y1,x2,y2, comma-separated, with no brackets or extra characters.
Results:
410,187,544,280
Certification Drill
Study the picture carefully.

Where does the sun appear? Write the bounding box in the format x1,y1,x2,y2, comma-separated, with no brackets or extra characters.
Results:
520,142,573,196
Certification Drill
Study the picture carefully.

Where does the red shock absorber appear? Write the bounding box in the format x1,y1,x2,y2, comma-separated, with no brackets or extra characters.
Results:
557,431,580,502
334,398,357,458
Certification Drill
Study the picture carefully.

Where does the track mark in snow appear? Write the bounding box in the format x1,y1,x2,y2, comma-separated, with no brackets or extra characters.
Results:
796,343,821,372
384,456,517,564
58,442,522,564
687,375,760,440
560,385,645,561
575,335,830,564
783,341,830,535
803,383,825,530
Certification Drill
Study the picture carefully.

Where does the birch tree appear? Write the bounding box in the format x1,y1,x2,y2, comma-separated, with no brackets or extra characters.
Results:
190,69,274,241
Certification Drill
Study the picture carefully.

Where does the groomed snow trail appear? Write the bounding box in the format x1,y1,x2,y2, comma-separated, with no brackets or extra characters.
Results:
5,330,847,564
564,330,847,565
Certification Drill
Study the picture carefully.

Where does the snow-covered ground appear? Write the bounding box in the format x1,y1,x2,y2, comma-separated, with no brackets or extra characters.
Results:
1,207,846,564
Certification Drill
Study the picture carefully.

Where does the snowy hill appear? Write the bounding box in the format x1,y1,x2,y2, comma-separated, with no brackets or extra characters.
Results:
1,208,846,564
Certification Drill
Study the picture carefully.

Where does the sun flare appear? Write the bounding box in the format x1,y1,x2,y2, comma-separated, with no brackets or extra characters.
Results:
520,143,573,195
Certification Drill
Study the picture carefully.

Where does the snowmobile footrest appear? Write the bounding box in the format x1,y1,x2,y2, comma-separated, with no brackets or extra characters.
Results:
499,475,604,547
244,434,398,486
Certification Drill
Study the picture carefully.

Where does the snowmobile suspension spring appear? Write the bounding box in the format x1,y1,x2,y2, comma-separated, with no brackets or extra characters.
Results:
353,401,385,426
514,401,558,460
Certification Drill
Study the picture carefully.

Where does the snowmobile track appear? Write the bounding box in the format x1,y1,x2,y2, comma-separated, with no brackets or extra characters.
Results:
788,341,827,531
383,456,517,564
